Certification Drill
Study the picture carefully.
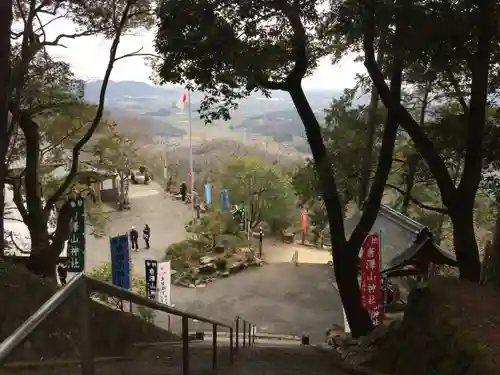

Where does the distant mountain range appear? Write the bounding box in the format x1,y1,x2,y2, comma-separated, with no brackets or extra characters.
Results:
83,80,366,142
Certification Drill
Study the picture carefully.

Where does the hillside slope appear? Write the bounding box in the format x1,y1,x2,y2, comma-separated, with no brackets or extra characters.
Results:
0,261,178,363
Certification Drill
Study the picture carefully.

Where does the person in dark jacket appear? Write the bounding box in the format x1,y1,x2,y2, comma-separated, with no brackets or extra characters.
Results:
57,263,68,285
130,226,139,251
180,181,187,202
143,224,151,249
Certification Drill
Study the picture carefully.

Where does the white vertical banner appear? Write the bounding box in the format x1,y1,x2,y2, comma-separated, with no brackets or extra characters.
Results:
158,261,171,305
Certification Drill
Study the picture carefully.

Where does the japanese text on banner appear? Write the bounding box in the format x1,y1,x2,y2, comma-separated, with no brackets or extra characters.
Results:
157,261,171,305
68,196,85,272
360,233,383,325
145,260,158,300
110,235,131,289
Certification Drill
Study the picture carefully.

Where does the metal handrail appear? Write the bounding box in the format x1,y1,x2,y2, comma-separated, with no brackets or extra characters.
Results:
0,273,86,364
0,273,256,375
86,276,231,328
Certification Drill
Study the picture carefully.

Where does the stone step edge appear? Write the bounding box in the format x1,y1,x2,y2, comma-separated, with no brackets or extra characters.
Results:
131,339,202,349
2,340,204,370
194,331,302,341
1,356,129,370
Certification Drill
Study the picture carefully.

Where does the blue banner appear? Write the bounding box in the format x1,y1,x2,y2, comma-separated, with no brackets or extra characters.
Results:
145,260,158,300
220,189,229,210
110,235,131,289
204,183,211,204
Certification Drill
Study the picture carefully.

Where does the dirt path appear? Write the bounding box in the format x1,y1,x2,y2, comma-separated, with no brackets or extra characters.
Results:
165,263,341,343
83,182,192,274
262,239,332,265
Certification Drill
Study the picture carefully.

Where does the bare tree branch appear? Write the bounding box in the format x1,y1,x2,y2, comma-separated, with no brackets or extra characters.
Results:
386,183,448,214
11,177,29,222
44,0,135,214
42,30,98,48
40,123,87,157
114,47,158,62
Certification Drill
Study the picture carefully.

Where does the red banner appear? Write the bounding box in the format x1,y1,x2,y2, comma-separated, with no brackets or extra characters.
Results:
300,210,308,233
360,233,383,325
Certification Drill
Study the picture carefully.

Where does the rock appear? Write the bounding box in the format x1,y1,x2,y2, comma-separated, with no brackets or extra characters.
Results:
214,244,225,254
229,261,246,274
247,258,264,267
200,256,216,265
188,283,195,288
198,263,216,274
221,271,230,277
357,325,389,348
282,232,294,243
196,283,207,288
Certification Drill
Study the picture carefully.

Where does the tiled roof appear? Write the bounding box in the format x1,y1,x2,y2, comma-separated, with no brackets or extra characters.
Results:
343,204,454,270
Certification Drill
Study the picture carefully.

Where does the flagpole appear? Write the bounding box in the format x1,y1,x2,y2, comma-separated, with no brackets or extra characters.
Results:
188,89,194,218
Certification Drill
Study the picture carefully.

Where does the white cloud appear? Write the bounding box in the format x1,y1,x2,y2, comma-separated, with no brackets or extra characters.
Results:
44,19,364,90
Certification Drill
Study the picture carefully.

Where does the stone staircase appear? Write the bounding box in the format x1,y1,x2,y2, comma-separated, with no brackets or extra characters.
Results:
2,336,351,375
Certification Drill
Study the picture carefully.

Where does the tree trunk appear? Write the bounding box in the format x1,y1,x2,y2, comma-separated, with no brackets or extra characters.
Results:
401,153,418,215
359,49,383,206
362,1,492,282
0,0,12,258
25,226,55,278
450,208,481,281
288,84,374,337
26,201,71,278
481,206,500,285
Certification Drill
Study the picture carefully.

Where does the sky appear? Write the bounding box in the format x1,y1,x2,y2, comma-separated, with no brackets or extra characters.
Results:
44,18,365,90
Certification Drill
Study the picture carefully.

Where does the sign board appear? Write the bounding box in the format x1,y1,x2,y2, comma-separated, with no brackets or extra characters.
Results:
360,232,383,326
67,196,85,272
145,260,158,300
157,261,172,305
110,234,131,289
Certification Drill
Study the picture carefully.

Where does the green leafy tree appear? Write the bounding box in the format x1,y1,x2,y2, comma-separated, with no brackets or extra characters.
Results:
153,0,406,336
327,0,497,281
90,122,142,210
209,156,296,233
5,0,155,277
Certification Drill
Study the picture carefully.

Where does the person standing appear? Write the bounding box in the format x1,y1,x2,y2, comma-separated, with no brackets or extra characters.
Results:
180,181,187,202
130,226,139,251
143,224,151,249
57,263,67,286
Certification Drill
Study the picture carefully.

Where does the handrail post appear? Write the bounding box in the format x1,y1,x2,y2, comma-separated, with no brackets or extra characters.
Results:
249,324,252,346
252,324,256,344
235,317,239,350
79,280,94,375
212,324,217,370
229,327,234,362
242,320,246,348
249,323,252,347
182,316,189,375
